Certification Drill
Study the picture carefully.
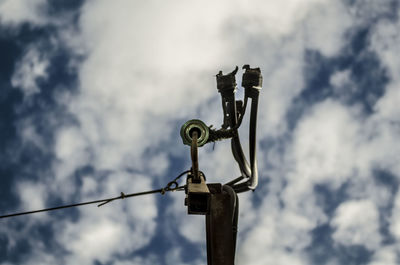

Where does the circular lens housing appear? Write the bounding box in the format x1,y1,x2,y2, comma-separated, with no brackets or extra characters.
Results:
180,119,209,147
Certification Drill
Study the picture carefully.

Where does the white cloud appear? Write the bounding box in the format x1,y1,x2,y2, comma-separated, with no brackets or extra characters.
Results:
61,218,131,263
0,0,47,26
331,199,381,250
236,189,318,265
56,172,158,264
16,117,48,151
165,190,206,245
11,47,49,98
242,93,398,262
303,1,353,57
329,69,357,97
16,181,46,218
330,69,358,101
275,101,360,240
370,12,400,126
228,0,324,38
368,246,398,265
53,125,90,181
242,0,356,141
164,247,204,265
290,100,360,187
257,43,305,136
114,255,161,265
330,69,352,88
390,191,400,240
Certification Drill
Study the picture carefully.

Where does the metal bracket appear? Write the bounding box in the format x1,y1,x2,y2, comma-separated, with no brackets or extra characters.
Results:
185,174,211,215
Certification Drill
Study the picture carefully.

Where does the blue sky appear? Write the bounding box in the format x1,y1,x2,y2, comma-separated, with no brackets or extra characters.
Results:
1,0,400,264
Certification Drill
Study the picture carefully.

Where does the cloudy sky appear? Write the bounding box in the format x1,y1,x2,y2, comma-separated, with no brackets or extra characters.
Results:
1,0,400,264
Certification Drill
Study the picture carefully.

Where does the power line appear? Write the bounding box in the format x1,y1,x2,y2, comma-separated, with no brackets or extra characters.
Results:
0,170,191,219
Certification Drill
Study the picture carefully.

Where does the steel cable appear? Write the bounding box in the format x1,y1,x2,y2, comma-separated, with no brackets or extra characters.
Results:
0,170,190,219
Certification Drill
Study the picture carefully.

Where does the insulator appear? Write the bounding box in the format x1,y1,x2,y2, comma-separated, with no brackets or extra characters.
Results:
180,119,210,147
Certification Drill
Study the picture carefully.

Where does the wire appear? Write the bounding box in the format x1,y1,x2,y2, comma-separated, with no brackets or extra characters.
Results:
0,171,190,219
232,94,260,193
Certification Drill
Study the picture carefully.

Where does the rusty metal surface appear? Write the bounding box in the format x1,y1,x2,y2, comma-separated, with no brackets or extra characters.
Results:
191,130,200,183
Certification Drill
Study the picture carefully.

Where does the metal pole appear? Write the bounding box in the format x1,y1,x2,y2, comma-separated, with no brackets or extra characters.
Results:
206,184,238,265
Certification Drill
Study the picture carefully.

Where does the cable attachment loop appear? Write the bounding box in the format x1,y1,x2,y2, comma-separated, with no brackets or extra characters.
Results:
165,181,179,191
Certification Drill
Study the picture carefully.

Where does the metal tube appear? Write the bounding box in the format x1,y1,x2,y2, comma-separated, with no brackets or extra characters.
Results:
191,130,200,183
225,93,251,178
233,95,259,192
206,184,237,265
248,95,259,190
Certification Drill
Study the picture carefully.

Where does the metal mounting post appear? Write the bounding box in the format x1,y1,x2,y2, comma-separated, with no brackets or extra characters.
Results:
206,184,238,265
185,128,211,215
191,130,200,183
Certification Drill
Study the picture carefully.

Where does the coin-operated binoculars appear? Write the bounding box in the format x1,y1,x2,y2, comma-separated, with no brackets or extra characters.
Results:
180,65,263,265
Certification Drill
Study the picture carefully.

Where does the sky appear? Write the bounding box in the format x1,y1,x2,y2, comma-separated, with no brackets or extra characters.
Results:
0,0,400,264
